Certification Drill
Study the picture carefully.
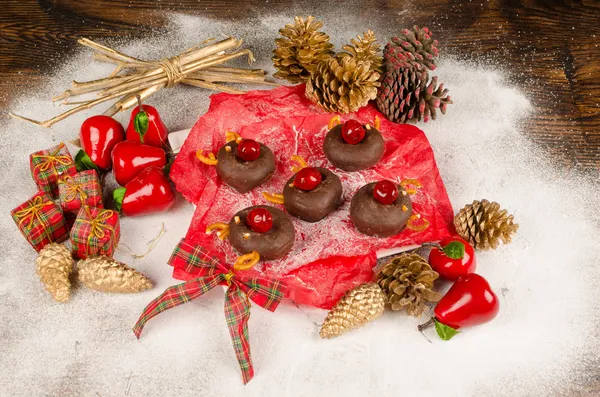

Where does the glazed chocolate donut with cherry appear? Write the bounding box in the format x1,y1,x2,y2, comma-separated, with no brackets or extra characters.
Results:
283,166,343,222
228,205,295,260
350,180,413,237
216,138,276,193
323,119,385,172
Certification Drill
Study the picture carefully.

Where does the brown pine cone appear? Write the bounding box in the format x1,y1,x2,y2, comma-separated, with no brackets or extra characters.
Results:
454,199,519,250
384,25,439,71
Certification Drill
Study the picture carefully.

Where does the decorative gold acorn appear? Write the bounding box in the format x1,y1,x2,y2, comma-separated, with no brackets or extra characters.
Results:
319,283,386,339
77,256,153,293
454,199,519,250
35,243,75,302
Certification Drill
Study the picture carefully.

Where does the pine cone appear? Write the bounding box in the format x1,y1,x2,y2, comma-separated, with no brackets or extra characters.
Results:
306,56,380,114
377,253,442,317
454,199,519,250
376,67,452,123
320,283,386,339
36,243,74,303
273,16,335,83
338,30,383,74
384,25,439,71
77,256,153,293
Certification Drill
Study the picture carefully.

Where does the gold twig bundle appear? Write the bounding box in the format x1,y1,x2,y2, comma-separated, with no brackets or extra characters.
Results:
11,37,275,128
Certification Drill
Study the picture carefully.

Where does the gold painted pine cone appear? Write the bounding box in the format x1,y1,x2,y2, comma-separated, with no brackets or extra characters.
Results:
319,283,386,339
338,30,383,74
77,256,153,293
273,15,335,83
377,253,442,317
306,56,380,114
36,243,75,303
454,199,519,250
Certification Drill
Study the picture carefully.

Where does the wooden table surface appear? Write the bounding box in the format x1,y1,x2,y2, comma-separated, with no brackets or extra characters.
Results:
0,1,598,395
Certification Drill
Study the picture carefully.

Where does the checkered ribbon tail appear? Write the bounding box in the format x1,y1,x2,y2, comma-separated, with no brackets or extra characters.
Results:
132,238,286,384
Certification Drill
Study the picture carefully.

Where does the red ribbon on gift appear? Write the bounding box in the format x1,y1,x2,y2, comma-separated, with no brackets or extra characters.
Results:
133,238,286,384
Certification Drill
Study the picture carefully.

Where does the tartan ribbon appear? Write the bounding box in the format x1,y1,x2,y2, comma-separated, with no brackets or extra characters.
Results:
31,143,72,173
133,238,286,384
14,196,54,240
80,208,116,256
58,175,88,203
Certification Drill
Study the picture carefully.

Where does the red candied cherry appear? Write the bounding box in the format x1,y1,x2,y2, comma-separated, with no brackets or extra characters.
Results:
294,167,322,191
237,139,261,161
341,120,366,145
373,180,399,205
246,208,273,233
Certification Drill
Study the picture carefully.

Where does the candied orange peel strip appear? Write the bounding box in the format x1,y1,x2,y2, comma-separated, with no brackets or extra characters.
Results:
262,191,285,205
206,222,230,240
196,150,218,166
400,178,422,195
225,130,242,143
328,115,341,130
234,251,260,271
290,154,308,173
374,115,381,130
406,214,430,231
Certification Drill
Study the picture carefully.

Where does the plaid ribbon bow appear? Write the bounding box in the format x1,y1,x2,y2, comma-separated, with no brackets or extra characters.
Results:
133,238,287,384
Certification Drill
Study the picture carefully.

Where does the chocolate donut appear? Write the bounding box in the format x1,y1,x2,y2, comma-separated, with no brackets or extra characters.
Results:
350,182,413,237
323,124,385,171
229,205,295,260
216,141,276,193
283,168,343,222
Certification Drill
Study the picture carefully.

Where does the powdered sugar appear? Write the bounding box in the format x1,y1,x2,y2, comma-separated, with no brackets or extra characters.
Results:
1,12,599,397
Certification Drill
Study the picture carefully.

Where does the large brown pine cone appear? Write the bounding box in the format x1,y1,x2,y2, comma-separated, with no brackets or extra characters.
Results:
454,199,519,250
384,25,439,71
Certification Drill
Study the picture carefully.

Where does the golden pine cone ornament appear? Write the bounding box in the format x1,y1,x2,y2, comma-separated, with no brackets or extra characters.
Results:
319,283,386,339
306,56,380,114
273,16,335,83
35,243,75,303
454,199,519,250
338,30,383,74
377,253,442,317
77,256,153,293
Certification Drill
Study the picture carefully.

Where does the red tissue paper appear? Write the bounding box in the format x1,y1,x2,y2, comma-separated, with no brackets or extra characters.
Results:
170,85,454,309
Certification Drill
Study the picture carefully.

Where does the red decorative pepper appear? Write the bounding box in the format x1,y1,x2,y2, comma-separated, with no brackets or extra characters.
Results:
341,120,366,144
419,273,499,341
113,167,175,216
428,236,476,280
111,141,167,186
78,115,125,171
294,167,322,191
126,97,169,149
236,139,261,161
372,180,398,205
246,208,273,233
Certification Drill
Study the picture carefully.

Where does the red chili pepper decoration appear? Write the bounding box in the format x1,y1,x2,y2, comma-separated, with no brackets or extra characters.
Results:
293,167,322,191
78,115,125,171
113,166,175,216
111,141,167,186
428,236,476,280
126,97,169,149
372,180,399,205
236,139,261,161
341,119,366,144
420,273,499,341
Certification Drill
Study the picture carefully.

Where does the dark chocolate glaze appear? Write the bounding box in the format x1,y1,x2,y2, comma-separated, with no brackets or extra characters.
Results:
216,141,276,193
229,205,295,260
283,167,343,222
350,182,413,237
323,124,385,171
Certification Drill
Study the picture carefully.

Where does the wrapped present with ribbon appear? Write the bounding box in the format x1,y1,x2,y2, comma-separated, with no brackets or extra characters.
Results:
11,192,68,251
29,142,77,198
58,170,103,215
133,238,286,384
70,206,120,259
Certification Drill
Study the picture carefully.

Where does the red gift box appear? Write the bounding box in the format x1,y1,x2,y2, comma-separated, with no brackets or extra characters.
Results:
70,206,120,259
29,142,77,199
11,191,68,252
58,170,103,214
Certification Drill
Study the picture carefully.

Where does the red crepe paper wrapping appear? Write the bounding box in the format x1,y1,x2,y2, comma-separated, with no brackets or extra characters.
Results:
58,170,103,214
70,206,120,259
171,85,454,309
29,142,77,199
11,191,68,252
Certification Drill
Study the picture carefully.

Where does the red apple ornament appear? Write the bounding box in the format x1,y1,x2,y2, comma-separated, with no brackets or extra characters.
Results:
373,180,398,205
246,207,273,233
294,167,322,191
429,236,476,280
419,273,500,341
341,120,366,144
126,97,169,149
77,115,125,171
111,141,167,186
237,139,261,161
113,166,175,216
